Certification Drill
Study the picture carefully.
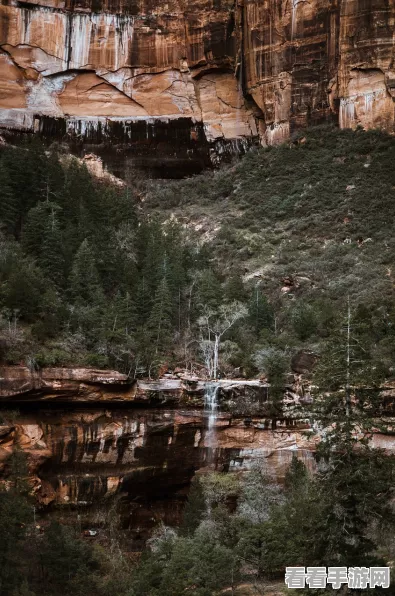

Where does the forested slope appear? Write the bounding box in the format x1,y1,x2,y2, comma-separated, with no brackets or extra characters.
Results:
1,128,395,595
1,127,395,385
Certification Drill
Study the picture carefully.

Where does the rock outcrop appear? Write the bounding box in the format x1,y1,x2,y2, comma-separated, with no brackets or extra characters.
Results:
0,0,394,174
0,366,135,401
0,366,394,542
0,366,272,406
0,406,316,541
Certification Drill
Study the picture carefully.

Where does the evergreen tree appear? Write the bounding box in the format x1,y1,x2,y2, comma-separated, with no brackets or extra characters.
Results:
40,522,99,595
135,221,165,323
148,276,173,353
248,287,274,337
0,451,32,595
291,301,318,341
4,259,47,322
40,214,65,287
21,202,48,258
22,201,65,286
312,299,395,566
69,239,103,306
1,143,47,237
68,239,105,339
136,276,153,325
196,269,223,310
254,347,289,417
180,477,206,536
163,222,187,313
0,161,18,236
58,160,97,259
224,273,246,303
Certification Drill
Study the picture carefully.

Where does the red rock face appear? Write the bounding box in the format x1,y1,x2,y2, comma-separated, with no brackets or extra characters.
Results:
0,0,394,171
0,407,317,542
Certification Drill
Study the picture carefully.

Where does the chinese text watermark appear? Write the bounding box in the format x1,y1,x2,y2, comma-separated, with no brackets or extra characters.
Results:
285,567,390,589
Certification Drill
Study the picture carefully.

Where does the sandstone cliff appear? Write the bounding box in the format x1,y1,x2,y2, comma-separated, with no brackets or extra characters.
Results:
0,406,317,541
0,366,394,542
0,0,394,173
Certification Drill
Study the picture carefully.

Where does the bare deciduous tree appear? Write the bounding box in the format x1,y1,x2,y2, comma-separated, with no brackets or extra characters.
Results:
198,302,247,379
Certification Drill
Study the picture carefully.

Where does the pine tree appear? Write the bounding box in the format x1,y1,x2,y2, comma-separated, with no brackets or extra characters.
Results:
4,259,46,322
167,251,186,332
102,290,137,367
180,477,206,536
59,160,96,257
69,239,103,306
0,162,18,236
148,276,173,353
40,213,65,287
196,269,222,310
40,522,99,594
136,276,153,325
22,201,65,287
224,273,246,303
136,221,165,322
1,143,47,237
247,287,274,337
312,298,395,566
21,202,48,257
291,301,318,341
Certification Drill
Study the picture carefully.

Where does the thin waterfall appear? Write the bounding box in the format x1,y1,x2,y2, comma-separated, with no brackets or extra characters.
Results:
234,57,244,134
204,382,220,464
291,0,298,40
238,54,243,97
236,8,244,134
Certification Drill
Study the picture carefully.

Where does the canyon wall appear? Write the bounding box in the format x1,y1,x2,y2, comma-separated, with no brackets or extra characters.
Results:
0,367,394,541
0,405,317,543
0,367,316,541
0,0,394,173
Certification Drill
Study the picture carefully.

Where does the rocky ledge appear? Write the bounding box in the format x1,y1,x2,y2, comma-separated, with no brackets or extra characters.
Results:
0,365,275,411
0,365,394,543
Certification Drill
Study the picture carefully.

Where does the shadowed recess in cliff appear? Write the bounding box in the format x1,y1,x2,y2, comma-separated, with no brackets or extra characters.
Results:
27,114,257,177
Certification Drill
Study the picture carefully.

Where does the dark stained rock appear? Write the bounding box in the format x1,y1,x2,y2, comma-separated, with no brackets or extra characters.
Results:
291,351,318,375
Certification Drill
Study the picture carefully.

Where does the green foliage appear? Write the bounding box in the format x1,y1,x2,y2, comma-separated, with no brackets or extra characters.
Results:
0,161,18,236
3,130,395,381
196,269,223,310
0,451,33,595
3,259,48,322
131,526,239,596
247,288,274,337
237,462,282,524
199,471,241,508
148,276,174,353
39,522,100,595
224,273,246,303
144,126,395,382
180,477,206,536
291,302,318,341
0,135,394,595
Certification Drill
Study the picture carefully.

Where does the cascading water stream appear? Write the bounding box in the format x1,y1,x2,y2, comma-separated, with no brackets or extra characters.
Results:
204,382,220,465
291,0,298,40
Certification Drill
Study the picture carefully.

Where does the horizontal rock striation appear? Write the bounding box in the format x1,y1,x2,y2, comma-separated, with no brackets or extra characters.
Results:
0,366,272,406
0,0,394,173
